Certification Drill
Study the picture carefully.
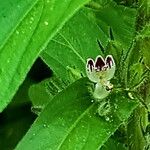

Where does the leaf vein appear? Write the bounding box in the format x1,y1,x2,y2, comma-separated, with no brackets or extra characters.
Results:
57,102,94,150
58,32,85,64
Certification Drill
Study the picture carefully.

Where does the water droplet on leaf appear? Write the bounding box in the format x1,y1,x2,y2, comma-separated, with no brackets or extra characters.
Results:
16,30,19,35
43,124,47,127
105,116,110,121
44,21,49,26
91,99,94,103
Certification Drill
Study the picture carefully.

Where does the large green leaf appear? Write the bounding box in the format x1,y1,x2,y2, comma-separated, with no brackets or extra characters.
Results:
16,78,138,149
41,8,108,81
40,2,137,82
0,0,90,112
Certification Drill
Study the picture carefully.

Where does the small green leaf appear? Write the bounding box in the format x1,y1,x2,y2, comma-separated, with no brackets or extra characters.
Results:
0,0,90,112
16,78,138,149
29,75,69,112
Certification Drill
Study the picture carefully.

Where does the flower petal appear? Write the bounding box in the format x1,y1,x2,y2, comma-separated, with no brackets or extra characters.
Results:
95,55,105,71
105,55,115,80
105,55,115,68
93,83,110,100
86,58,99,82
86,58,94,72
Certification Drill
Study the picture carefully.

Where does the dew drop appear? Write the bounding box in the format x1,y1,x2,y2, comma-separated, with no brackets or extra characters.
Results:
61,122,65,127
30,17,34,21
83,138,86,142
17,5,21,8
33,133,36,136
16,30,19,35
50,7,53,11
29,20,33,24
91,99,94,103
7,59,10,63
43,124,47,127
105,116,110,121
44,21,49,26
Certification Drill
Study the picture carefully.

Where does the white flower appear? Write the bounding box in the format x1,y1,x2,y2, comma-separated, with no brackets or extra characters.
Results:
86,55,115,99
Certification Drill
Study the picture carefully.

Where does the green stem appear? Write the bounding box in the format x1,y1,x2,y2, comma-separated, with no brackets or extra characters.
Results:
127,0,150,149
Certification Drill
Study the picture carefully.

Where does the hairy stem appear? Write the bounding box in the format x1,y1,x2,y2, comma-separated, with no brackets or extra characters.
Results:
127,0,150,149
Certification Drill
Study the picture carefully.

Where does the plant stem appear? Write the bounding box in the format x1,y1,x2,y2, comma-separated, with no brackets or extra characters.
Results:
127,0,150,149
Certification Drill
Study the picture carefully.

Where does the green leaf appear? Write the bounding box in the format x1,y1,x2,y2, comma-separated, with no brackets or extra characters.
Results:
29,75,69,112
41,2,137,83
91,0,137,50
40,8,108,81
0,0,90,112
101,136,127,150
128,63,144,88
139,24,150,69
0,0,38,46
16,78,138,149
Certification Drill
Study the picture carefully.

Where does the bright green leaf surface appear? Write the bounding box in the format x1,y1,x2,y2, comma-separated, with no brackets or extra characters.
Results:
41,8,108,81
0,0,38,46
0,0,90,112
16,78,138,149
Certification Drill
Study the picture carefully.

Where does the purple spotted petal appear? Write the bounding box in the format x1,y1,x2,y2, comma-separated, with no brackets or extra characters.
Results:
95,55,105,71
105,55,115,80
86,58,99,82
105,55,114,68
86,58,94,72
